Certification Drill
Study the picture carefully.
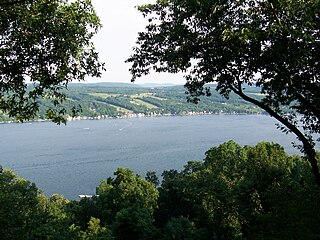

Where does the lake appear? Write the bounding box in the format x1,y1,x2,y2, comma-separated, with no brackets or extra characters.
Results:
0,115,301,199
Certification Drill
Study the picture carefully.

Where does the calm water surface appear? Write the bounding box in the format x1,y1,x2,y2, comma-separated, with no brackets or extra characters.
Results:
0,115,301,199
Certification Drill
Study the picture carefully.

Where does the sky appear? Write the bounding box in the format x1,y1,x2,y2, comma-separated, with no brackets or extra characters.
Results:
88,0,185,85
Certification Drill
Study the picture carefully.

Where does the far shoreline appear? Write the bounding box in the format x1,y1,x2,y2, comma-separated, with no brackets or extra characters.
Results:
0,111,266,125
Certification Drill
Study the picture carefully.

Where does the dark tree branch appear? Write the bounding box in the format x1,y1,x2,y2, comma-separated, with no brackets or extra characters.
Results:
295,92,320,121
230,79,320,187
267,0,283,28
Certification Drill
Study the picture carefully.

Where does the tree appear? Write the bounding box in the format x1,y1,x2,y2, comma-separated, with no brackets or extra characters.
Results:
35,194,76,239
154,141,320,239
112,204,156,240
0,168,42,239
202,141,320,239
145,170,160,187
96,168,159,224
0,0,104,123
162,216,197,240
83,217,112,240
127,0,320,185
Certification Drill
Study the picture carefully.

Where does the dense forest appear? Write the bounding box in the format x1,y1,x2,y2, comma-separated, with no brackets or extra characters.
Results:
1,141,320,239
0,83,263,123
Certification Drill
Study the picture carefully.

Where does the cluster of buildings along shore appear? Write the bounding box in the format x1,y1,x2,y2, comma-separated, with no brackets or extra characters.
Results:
66,111,263,122
0,111,263,124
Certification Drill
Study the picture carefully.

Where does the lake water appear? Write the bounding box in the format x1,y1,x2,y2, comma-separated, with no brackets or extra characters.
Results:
0,115,302,199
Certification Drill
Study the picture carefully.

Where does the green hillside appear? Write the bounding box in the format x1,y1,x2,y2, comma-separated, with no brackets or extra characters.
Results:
0,83,264,122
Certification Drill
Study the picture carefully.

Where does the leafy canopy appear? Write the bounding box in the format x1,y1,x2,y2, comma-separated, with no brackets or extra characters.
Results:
127,0,320,185
1,141,320,239
0,0,105,123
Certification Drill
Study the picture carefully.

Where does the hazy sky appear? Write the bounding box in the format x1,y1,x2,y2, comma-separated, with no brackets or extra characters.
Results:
88,0,185,84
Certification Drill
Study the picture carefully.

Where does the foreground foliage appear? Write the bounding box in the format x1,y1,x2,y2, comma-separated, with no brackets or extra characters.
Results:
0,0,104,124
1,142,320,239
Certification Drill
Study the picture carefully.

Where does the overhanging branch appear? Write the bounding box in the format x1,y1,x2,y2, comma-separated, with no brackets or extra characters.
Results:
228,80,320,186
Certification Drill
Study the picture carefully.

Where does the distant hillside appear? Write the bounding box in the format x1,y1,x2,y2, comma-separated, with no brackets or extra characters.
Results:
70,82,141,88
0,83,264,122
